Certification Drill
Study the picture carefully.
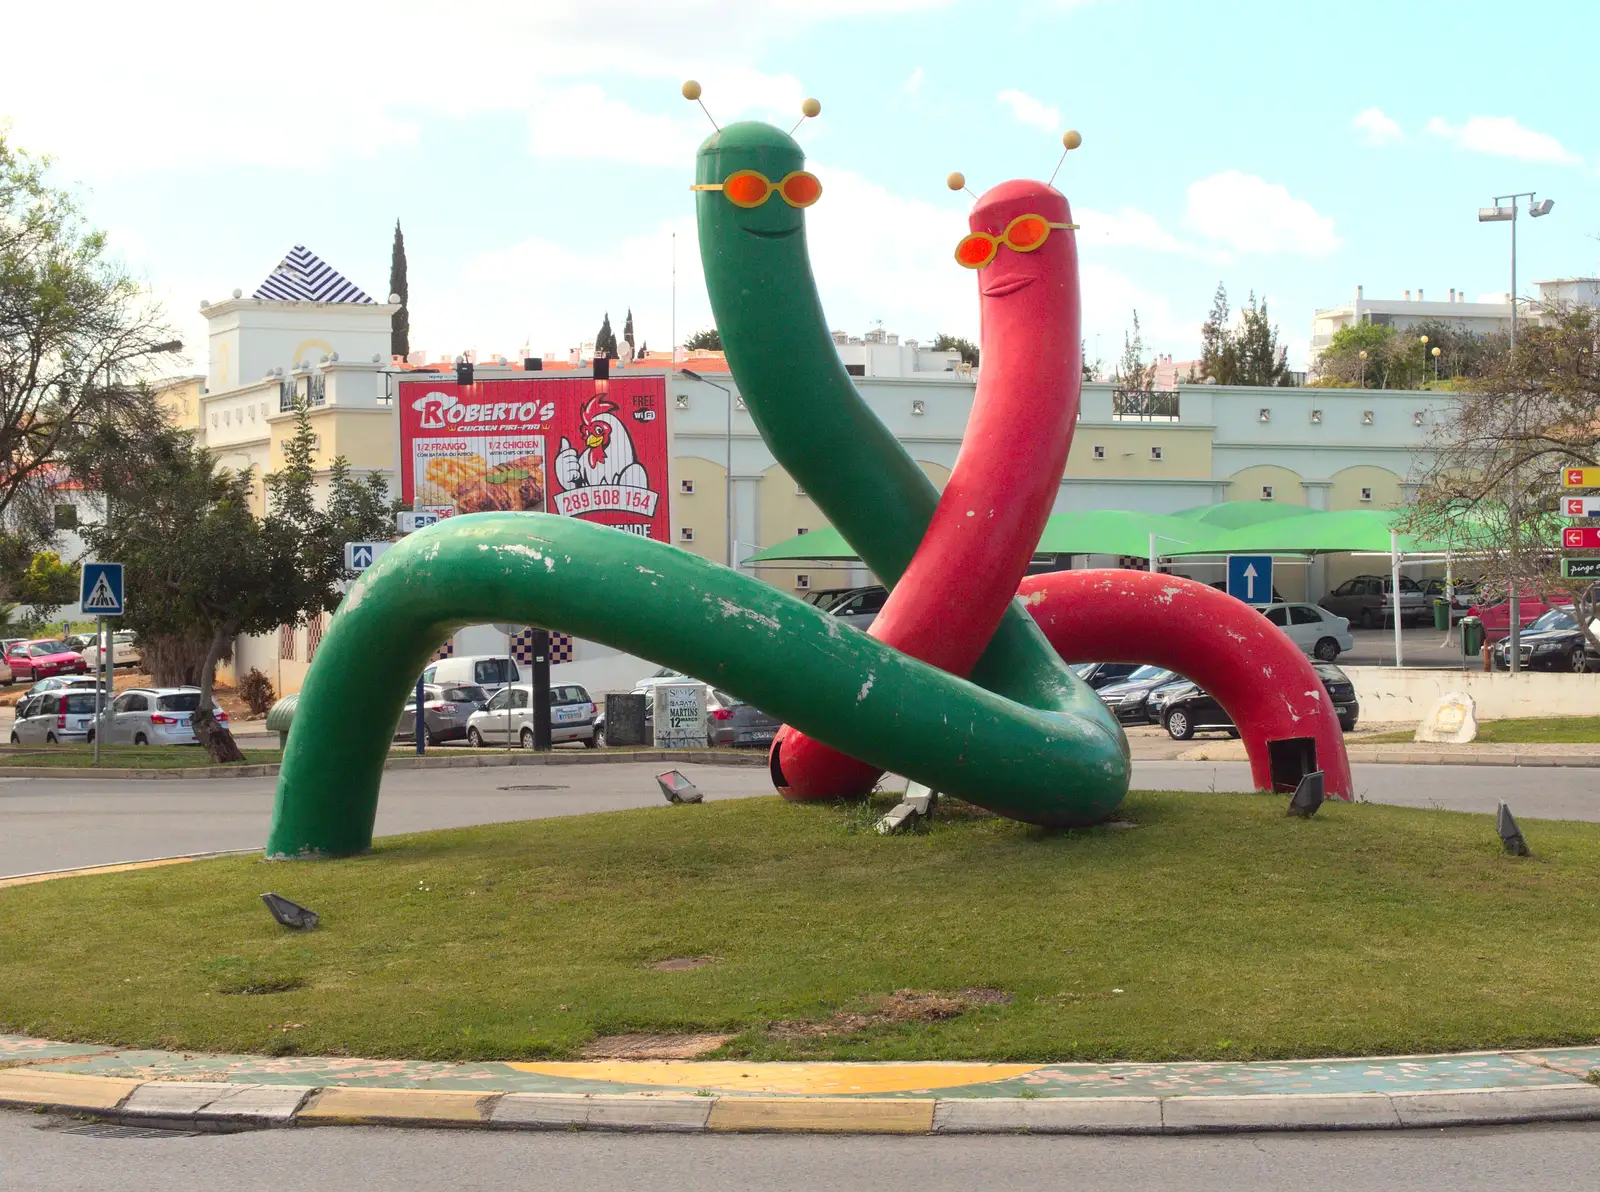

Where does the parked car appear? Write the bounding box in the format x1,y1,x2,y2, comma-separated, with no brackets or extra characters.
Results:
1160,663,1360,740
393,682,488,745
1259,602,1353,662
1467,588,1573,635
420,655,521,696
101,687,230,746
708,688,780,747
9,689,102,745
4,639,88,684
1070,662,1146,690
1095,665,1179,725
23,675,110,700
79,630,142,671
1420,578,1478,621
465,683,597,748
1320,575,1427,629
1491,608,1598,673
828,586,888,630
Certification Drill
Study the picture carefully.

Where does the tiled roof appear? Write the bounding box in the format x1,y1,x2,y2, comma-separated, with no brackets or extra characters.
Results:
253,245,373,304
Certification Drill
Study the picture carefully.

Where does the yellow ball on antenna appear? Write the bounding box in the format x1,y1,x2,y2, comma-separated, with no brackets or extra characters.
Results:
946,172,966,192
1063,129,1082,150
801,98,821,118
682,80,702,101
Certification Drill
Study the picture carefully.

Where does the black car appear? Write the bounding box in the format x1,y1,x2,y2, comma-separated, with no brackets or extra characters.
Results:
1071,662,1145,690
1095,665,1179,725
1160,663,1359,739
1492,608,1598,672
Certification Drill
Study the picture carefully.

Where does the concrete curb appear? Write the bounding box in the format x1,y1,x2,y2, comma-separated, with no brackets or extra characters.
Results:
6,1071,1600,1136
0,749,768,781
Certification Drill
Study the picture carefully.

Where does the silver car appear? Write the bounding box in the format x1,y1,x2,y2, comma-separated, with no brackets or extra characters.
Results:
466,683,597,748
394,683,487,745
103,687,230,746
10,689,101,744
1259,602,1354,662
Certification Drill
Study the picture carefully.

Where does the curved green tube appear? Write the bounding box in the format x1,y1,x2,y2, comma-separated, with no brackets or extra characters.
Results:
693,123,1125,761
265,514,1129,857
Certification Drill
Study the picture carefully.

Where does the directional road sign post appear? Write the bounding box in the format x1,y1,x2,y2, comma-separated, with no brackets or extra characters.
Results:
1562,527,1600,550
1561,496,1600,518
1561,558,1600,581
344,541,394,571
1563,468,1600,488
1227,554,1273,605
397,511,440,535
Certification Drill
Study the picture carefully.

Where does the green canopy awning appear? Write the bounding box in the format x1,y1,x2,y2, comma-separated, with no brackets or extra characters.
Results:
743,526,857,563
1171,500,1318,531
1034,509,1218,557
1165,509,1455,557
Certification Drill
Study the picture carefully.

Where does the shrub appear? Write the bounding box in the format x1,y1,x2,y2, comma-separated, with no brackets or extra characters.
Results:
239,668,276,716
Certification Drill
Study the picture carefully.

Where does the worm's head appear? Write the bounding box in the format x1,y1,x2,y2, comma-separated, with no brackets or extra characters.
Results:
694,123,817,245
965,179,1076,300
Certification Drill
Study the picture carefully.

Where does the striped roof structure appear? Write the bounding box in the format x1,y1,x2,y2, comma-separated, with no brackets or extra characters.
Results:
252,245,374,304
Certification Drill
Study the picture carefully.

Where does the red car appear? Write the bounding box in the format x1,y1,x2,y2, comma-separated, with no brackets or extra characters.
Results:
1466,589,1573,634
5,639,88,684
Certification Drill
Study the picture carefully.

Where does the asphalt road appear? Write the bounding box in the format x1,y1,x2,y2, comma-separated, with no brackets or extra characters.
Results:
6,1111,1600,1192
2,760,1596,880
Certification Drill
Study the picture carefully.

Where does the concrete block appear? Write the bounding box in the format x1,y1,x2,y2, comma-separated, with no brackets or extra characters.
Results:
1162,1094,1400,1132
198,1083,315,1125
493,1094,711,1131
0,1070,142,1110
298,1086,494,1125
1391,1085,1600,1127
708,1097,933,1133
121,1081,231,1117
933,1097,1162,1134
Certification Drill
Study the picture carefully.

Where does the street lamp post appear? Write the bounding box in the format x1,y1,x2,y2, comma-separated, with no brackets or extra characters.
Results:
681,368,736,569
1358,349,1367,388
1432,345,1441,382
1477,192,1554,675
1418,335,1429,388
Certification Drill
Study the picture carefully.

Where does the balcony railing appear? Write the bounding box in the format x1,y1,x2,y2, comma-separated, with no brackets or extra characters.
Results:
1112,388,1180,421
278,375,328,412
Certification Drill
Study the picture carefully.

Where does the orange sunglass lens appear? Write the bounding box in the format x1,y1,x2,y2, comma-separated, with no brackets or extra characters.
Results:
781,172,821,207
723,172,770,206
1007,216,1049,249
956,235,995,267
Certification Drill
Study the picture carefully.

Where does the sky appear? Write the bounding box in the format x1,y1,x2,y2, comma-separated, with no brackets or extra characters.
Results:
3,0,1596,376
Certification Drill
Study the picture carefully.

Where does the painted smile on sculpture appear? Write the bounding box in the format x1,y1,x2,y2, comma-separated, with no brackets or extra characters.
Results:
742,225,801,240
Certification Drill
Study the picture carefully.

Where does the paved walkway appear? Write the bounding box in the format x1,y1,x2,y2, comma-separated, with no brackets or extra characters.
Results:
1180,739,1600,767
3,1034,1599,1134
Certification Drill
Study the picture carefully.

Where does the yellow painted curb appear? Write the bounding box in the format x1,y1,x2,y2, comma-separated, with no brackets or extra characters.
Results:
0,857,196,890
298,1087,495,1126
513,1061,1041,1095
708,1097,934,1134
0,1069,142,1110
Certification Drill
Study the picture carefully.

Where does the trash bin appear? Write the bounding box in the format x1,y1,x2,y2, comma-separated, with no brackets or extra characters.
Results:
1433,599,1450,631
602,692,648,747
265,694,298,748
1459,616,1484,657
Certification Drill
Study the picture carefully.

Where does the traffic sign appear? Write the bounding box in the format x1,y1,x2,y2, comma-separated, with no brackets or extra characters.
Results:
1562,527,1600,550
1562,496,1600,518
397,511,440,534
1227,554,1273,605
344,541,394,571
79,561,124,616
1563,468,1600,488
1561,558,1600,580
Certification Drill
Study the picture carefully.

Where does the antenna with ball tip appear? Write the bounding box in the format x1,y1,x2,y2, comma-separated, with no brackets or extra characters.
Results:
946,171,978,200
682,80,718,130
1048,129,1082,188
789,98,822,135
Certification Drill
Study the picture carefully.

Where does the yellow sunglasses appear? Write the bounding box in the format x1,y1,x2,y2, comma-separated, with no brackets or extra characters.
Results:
955,213,1078,269
690,168,823,209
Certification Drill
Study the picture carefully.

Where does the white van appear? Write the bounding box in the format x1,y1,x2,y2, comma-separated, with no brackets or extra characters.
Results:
421,655,521,695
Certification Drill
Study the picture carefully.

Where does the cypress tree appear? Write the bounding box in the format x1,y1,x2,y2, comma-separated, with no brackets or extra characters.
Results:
622,309,636,352
595,313,618,359
389,220,409,360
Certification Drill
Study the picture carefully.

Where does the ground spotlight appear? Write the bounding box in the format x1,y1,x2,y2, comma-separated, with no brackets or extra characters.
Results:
1287,771,1324,818
1497,802,1529,856
876,781,939,834
657,770,703,804
261,892,319,930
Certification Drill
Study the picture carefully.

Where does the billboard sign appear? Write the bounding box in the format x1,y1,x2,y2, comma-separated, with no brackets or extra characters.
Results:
398,374,670,541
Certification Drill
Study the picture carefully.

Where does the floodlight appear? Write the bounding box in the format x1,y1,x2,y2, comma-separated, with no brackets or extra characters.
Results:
1529,198,1553,217
656,770,702,804
1477,206,1515,223
261,892,319,930
1287,771,1325,818
1496,801,1529,856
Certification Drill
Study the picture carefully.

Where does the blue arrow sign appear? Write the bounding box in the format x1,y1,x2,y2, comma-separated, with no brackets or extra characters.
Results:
344,541,393,572
79,561,125,616
1227,554,1273,605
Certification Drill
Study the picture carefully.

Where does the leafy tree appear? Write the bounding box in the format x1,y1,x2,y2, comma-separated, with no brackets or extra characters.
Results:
1313,322,1397,388
79,406,392,762
931,333,979,367
1404,305,1600,659
1196,282,1238,385
594,313,618,359
1081,340,1100,382
1408,318,1507,384
1114,310,1154,390
0,134,179,601
684,327,722,351
389,219,409,359
1234,292,1290,387
622,309,635,353
18,550,76,606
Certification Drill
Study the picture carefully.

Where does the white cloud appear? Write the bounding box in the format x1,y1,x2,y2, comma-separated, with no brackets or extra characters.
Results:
1425,116,1581,165
1350,107,1403,146
1182,171,1340,257
1076,206,1232,264
902,67,926,97
997,89,1061,134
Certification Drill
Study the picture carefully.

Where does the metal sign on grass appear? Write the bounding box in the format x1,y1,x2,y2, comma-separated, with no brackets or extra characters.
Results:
79,561,124,616
1562,527,1600,550
1226,554,1273,605
1563,468,1600,488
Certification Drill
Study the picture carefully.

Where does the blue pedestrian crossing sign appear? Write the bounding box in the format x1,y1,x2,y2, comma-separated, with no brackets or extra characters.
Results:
1226,554,1273,605
80,561,125,616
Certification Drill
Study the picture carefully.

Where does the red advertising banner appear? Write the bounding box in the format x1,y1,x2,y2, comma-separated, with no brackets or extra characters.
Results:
1562,526,1600,549
398,375,670,542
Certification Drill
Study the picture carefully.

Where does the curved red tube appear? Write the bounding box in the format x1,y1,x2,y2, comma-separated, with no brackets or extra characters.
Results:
773,179,1082,799
1017,569,1353,799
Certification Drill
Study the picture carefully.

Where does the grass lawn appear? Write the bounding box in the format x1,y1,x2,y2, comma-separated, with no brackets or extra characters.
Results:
0,744,284,769
1362,716,1600,745
3,791,1600,1065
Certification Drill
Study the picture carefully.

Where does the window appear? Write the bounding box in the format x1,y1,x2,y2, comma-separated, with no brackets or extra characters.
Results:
844,364,865,377
911,400,925,415
157,693,202,712
421,666,437,685
1149,446,1163,461
795,484,807,497
63,693,98,714
1261,485,1274,501
474,659,518,685
1092,445,1106,460
39,695,60,715
680,479,695,494
679,527,695,542
31,641,67,656
1361,410,1374,425
1258,408,1271,422
795,573,811,589
1309,409,1322,424
1360,487,1373,502
797,527,810,536
509,688,530,710
443,685,486,705
1264,607,1290,627
858,589,889,614
552,685,590,705
125,694,150,713
675,394,689,410
1365,579,1384,595
486,689,510,712
1290,606,1324,626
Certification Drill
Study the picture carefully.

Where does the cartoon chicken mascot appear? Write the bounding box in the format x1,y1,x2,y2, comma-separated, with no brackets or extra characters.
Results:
555,394,649,491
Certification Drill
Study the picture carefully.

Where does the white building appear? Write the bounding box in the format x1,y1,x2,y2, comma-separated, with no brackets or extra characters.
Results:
1311,286,1513,368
